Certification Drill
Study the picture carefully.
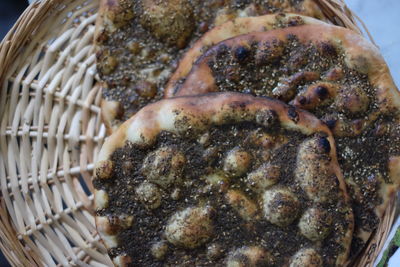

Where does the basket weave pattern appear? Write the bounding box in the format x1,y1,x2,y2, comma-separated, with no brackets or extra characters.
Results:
0,0,112,265
0,0,395,266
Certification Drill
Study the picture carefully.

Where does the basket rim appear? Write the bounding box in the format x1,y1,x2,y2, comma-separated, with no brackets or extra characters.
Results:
0,0,59,84
0,0,108,266
0,0,393,266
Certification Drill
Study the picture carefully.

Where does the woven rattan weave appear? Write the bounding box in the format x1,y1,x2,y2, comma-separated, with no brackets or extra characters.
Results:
0,0,394,266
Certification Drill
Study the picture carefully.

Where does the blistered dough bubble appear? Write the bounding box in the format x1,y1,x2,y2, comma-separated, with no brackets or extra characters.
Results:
289,248,323,267
223,147,251,177
140,0,195,48
262,187,300,227
335,85,370,115
247,163,280,193
95,160,114,180
151,241,169,260
135,182,162,209
226,246,274,267
226,190,259,221
165,206,214,249
295,137,337,202
142,146,186,188
299,207,333,241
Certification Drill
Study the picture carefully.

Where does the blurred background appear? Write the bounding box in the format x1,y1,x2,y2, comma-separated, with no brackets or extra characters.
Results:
0,0,399,266
0,0,27,40
0,1,26,266
347,0,400,86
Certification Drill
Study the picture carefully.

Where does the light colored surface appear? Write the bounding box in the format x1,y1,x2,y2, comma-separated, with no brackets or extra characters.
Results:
0,0,111,265
376,214,400,266
389,242,400,267
347,0,400,87
387,214,400,266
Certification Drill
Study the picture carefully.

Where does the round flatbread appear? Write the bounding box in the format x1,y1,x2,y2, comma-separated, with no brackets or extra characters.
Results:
164,13,327,97
93,92,353,266
95,0,325,133
171,23,400,254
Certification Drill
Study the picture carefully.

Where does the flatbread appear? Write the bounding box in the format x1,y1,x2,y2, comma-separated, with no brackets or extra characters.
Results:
171,23,400,254
93,92,353,266
164,13,327,97
95,0,325,133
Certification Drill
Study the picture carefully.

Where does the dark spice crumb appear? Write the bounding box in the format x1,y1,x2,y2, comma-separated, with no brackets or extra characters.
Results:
287,106,299,123
234,46,251,62
94,123,350,266
315,85,329,99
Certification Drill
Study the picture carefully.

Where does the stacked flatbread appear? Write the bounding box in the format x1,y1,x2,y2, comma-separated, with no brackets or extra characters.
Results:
93,1,400,266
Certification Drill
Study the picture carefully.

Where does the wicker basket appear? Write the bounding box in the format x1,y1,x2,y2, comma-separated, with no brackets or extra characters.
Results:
0,0,395,266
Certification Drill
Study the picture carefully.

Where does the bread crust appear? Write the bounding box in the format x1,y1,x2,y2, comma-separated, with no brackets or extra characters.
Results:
173,22,400,136
171,23,400,255
173,24,399,141
174,24,398,111
94,0,325,134
95,92,353,266
164,13,326,97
